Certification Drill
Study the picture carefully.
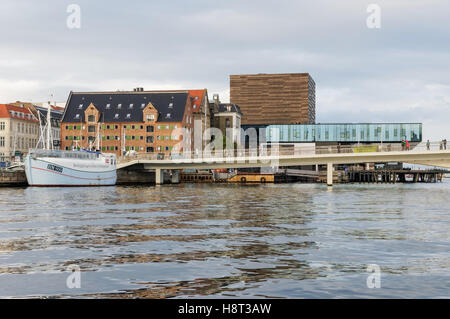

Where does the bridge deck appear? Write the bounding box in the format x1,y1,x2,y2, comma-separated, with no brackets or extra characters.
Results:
117,149,450,170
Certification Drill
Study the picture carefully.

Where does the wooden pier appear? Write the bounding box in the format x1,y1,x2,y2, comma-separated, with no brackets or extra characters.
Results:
347,169,445,184
0,169,27,186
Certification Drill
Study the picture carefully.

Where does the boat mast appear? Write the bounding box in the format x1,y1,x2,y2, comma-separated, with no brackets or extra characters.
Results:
46,99,52,150
96,122,100,151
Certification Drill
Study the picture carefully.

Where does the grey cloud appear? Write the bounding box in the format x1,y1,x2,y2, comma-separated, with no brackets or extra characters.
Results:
0,0,449,140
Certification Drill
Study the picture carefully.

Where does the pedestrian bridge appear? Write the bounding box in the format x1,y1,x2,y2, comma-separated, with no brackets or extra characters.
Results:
116,142,450,185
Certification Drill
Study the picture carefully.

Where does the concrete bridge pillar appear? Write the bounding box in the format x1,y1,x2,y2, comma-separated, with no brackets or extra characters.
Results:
327,163,333,186
155,169,164,185
171,170,180,184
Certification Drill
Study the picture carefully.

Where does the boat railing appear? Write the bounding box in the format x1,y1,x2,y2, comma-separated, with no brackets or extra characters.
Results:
30,149,102,160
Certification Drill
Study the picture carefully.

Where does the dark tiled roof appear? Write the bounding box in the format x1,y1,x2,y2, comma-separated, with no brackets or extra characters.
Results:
217,103,242,115
35,106,63,120
62,91,189,123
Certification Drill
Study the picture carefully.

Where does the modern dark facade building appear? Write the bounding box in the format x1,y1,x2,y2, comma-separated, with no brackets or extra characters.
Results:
230,73,316,125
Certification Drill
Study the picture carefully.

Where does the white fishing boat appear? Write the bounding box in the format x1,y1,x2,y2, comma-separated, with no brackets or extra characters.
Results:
24,149,116,186
24,99,117,186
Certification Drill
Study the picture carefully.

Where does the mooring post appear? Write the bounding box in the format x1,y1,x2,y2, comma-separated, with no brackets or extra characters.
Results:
327,163,333,186
155,169,164,185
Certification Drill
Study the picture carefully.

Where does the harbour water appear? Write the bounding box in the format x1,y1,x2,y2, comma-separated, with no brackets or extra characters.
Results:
0,181,449,298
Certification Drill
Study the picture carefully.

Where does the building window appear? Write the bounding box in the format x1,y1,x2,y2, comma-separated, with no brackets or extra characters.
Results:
0,122,5,130
146,136,154,143
0,137,4,147
146,114,155,121
226,118,231,128
146,125,154,132
88,115,95,122
146,147,154,153
88,125,96,132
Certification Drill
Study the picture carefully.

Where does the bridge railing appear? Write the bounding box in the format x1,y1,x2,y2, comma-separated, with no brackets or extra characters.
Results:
116,141,447,163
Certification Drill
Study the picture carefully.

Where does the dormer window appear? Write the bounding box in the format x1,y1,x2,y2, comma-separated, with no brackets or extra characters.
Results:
78,104,83,109
126,114,131,119
114,114,119,119
193,104,196,109
168,103,173,108
166,113,171,119
141,103,146,108
106,104,111,109
117,103,122,109
129,103,133,109
75,114,80,119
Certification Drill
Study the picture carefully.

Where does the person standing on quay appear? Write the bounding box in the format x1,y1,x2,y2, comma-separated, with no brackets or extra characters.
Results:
444,139,447,150
426,140,431,151
440,140,443,150
406,140,410,151
401,139,405,151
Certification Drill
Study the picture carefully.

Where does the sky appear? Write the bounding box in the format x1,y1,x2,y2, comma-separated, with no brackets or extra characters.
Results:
0,0,449,140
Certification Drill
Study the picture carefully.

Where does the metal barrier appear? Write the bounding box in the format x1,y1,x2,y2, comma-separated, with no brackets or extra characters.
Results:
117,141,448,164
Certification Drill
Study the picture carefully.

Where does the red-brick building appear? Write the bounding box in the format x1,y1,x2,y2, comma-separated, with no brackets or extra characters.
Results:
60,89,196,156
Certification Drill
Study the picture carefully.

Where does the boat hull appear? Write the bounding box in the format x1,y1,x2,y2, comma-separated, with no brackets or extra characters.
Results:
25,155,117,187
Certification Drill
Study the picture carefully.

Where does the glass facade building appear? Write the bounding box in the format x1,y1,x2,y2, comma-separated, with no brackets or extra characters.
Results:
243,123,422,143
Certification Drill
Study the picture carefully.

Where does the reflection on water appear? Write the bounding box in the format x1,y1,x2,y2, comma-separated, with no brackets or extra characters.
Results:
0,181,449,298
